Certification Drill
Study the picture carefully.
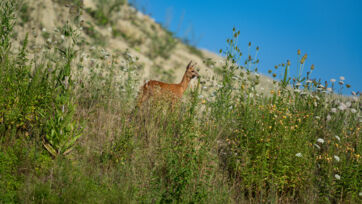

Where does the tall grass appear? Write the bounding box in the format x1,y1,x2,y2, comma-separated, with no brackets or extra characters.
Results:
0,1,361,203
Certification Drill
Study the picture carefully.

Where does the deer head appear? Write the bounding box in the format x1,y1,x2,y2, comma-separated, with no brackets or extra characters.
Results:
185,61,199,79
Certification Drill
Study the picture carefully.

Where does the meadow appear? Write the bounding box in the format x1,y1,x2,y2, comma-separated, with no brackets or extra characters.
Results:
0,0,361,203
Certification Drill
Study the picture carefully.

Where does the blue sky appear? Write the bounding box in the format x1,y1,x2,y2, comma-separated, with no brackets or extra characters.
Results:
132,0,362,93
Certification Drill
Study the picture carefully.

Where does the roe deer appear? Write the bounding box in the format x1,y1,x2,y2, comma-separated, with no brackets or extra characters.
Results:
137,60,199,108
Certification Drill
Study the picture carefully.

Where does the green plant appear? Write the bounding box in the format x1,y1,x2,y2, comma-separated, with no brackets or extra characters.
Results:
1,1,361,202
86,0,127,26
148,31,178,59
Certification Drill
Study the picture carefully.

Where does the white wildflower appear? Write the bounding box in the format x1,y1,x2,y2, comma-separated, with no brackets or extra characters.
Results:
60,35,65,40
359,192,362,197
314,144,321,149
317,138,325,144
352,96,358,102
294,89,301,93
47,38,52,43
346,101,351,107
339,76,345,81
327,88,332,92
330,78,336,83
314,102,318,107
350,108,357,113
42,28,47,32
338,103,347,111
315,116,320,120
327,115,331,121
331,108,337,113
335,135,340,141
296,82,302,87
306,80,312,83
295,153,302,157
335,174,341,180
334,155,340,162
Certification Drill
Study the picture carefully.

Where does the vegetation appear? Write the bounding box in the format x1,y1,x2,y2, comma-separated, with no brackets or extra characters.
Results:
85,0,127,26
148,30,178,59
0,1,361,203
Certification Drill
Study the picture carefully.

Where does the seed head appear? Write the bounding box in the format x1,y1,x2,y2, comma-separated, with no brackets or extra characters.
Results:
248,41,251,47
300,54,307,64
311,64,315,70
297,49,301,55
287,60,291,66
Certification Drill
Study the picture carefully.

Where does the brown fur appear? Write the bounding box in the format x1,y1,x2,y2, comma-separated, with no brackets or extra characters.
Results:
137,61,199,107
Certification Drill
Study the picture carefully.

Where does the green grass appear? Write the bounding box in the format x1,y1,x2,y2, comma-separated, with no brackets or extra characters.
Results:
1,1,361,203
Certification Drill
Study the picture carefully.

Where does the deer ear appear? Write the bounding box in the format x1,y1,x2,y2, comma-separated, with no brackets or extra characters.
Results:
186,60,193,70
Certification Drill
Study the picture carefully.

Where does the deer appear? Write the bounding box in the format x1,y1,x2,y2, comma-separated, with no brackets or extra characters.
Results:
136,60,199,109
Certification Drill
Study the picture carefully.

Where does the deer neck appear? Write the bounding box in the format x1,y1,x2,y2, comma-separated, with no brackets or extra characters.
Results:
179,71,191,93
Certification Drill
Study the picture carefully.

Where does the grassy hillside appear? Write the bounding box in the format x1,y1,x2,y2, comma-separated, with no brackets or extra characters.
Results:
1,0,361,203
